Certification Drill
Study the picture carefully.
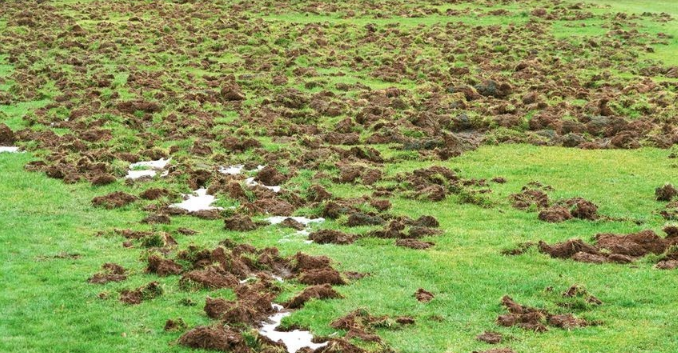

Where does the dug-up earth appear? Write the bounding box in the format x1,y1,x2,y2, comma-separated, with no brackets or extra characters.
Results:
1,0,678,352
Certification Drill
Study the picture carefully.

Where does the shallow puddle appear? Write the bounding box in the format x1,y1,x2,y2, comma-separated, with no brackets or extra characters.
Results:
170,188,222,212
0,147,20,153
259,305,327,353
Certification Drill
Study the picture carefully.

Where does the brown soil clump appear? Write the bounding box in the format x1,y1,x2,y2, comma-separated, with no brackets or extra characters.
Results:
164,318,187,332
292,252,331,272
415,288,434,302
146,255,183,276
141,213,171,224
538,206,573,223
92,192,137,209
224,215,258,231
476,331,503,344
308,229,355,245
88,263,127,284
656,183,678,201
472,349,516,353
299,268,347,285
90,173,117,186
120,281,163,305
140,188,170,200
284,284,343,309
396,239,434,249
510,188,549,210
0,123,16,145
565,198,599,220
178,326,251,353
180,266,239,289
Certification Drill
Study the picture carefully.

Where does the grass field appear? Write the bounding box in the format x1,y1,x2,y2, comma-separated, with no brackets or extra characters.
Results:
1,0,678,352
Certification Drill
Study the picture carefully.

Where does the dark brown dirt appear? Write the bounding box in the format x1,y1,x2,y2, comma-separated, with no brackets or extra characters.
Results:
346,212,384,227
91,192,137,209
255,165,288,186
538,206,573,223
178,326,251,353
141,213,171,224
415,288,434,302
280,217,306,230
472,349,516,353
164,318,187,332
307,184,333,202
396,239,434,249
510,188,549,210
180,266,239,289
656,183,678,201
224,214,258,231
146,255,183,276
497,296,548,332
90,173,117,186
565,197,599,220
476,331,503,344
312,339,367,353
140,188,170,200
293,252,332,272
284,284,343,309
120,281,163,305
299,268,347,285
411,215,440,228
308,229,356,245
0,123,16,145
329,309,411,344
88,263,127,284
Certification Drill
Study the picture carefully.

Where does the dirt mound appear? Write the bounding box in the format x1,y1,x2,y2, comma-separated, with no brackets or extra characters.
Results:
140,188,170,200
88,263,127,284
476,331,503,344
510,188,549,210
656,183,678,201
595,230,667,257
330,309,412,344
0,123,16,145
346,212,384,227
90,173,116,186
565,198,599,220
313,339,367,353
308,229,355,245
92,192,137,209
538,239,599,259
141,213,171,224
120,281,163,305
411,215,440,228
538,206,573,223
224,215,258,231
146,255,183,276
292,252,331,271
299,268,347,285
415,288,434,302
255,166,287,186
280,217,305,230
180,266,239,289
285,284,343,309
472,349,516,353
497,296,549,332
178,326,250,353
163,318,186,332
396,239,434,249
539,230,678,265
307,184,333,202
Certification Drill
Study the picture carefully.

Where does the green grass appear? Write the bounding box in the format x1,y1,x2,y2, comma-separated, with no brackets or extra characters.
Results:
2,144,678,352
